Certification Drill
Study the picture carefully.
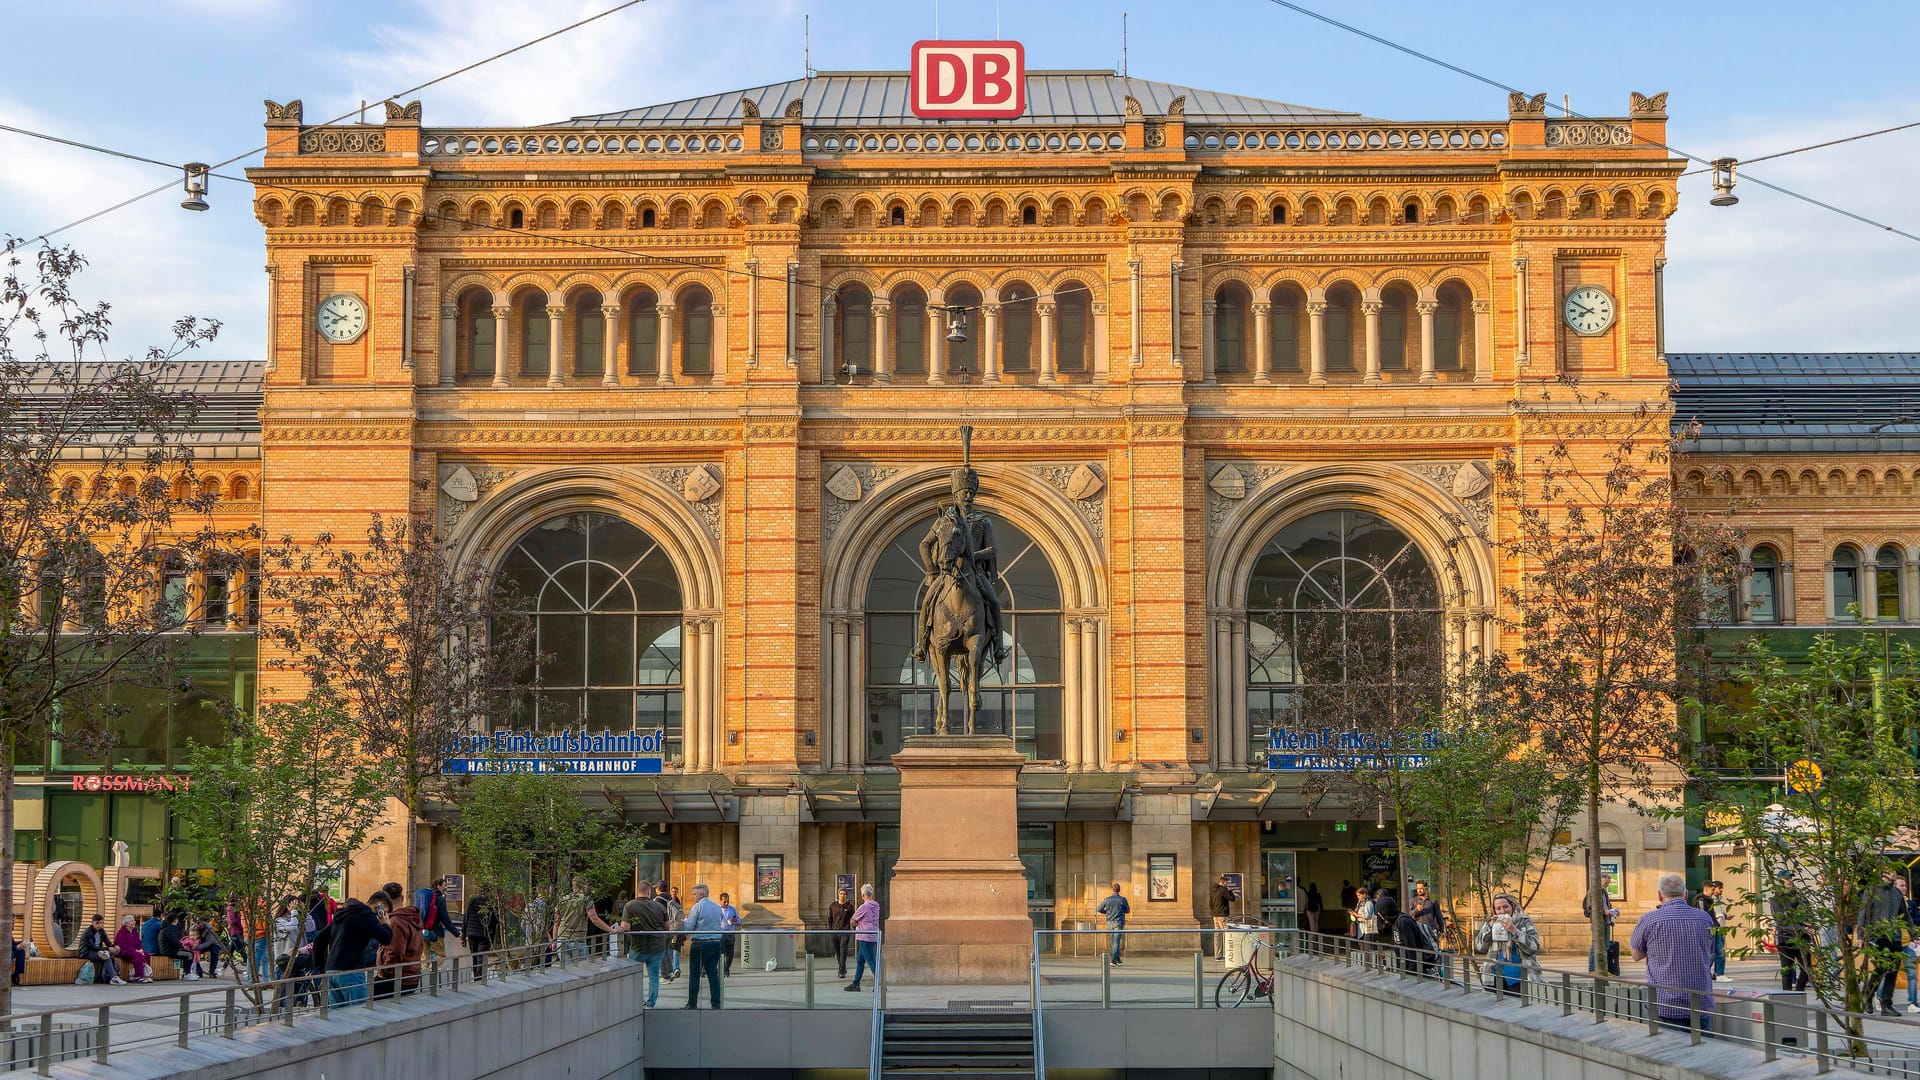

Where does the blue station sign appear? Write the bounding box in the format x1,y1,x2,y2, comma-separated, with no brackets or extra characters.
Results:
442,728,667,775
1263,727,1437,771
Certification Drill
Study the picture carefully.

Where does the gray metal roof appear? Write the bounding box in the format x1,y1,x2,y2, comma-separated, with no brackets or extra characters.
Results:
563,71,1370,128
1670,352,1920,452
17,360,264,444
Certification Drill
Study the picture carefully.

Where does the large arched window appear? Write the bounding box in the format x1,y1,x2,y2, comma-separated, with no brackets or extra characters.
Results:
1877,544,1903,621
1748,546,1779,624
865,513,1062,761
680,286,713,376
1245,510,1441,766
458,288,495,378
519,294,550,376
498,513,684,763
892,286,927,376
944,284,982,377
1832,546,1861,620
1000,281,1035,375
1055,281,1090,374
1214,283,1249,375
836,284,871,377
1269,284,1305,373
1435,280,1473,372
573,293,604,377
1379,283,1415,372
1324,284,1360,373
627,288,659,376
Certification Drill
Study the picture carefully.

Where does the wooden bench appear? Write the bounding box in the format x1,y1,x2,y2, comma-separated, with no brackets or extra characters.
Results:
20,956,180,985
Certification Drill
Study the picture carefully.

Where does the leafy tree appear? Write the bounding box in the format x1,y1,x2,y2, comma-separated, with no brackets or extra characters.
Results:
0,240,235,1011
170,693,387,1003
1697,633,1920,1053
448,764,649,945
1496,390,1740,965
263,513,536,883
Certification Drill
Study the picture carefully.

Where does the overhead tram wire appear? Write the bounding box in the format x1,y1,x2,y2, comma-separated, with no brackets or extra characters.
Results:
1677,120,1920,176
1260,0,1920,245
16,0,647,244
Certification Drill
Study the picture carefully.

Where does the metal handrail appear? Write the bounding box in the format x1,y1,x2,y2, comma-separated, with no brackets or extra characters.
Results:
1030,933,1047,1080
0,933,629,1074
868,939,885,1080
1284,928,1920,1069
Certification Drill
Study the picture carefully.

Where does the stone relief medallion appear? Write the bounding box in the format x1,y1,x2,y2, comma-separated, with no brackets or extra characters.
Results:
653,464,724,540
440,466,479,503
437,464,517,535
1208,463,1247,500
1409,461,1494,535
1205,462,1292,541
1452,460,1491,500
1032,463,1106,542
682,463,722,504
822,464,898,540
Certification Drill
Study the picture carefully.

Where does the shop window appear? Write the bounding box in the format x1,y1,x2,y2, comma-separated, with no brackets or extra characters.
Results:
1748,547,1779,623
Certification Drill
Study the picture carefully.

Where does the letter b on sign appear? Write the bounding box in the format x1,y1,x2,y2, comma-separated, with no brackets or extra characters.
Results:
910,41,1026,119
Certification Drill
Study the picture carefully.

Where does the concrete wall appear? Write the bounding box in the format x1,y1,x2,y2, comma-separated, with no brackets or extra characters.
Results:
1047,1008,1273,1072
59,960,643,1079
1273,957,1827,1080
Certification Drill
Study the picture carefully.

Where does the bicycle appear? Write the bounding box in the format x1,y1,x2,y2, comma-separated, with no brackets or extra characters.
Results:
1214,934,1277,1007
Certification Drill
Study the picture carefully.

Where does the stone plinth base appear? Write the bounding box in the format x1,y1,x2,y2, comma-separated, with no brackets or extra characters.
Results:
885,735,1032,985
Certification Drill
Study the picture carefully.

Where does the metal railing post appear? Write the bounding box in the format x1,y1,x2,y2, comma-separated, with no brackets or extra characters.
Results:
318,976,330,1019
1594,977,1607,1024
1814,1008,1831,1073
806,950,816,1009
429,958,440,997
1100,952,1111,1009
224,988,238,1039
178,994,191,1047
35,1012,51,1076
1761,998,1777,1062
1645,986,1658,1036
96,1005,110,1064
1561,972,1573,1017
876,941,886,1012
1688,992,1702,1047
1193,951,1204,1008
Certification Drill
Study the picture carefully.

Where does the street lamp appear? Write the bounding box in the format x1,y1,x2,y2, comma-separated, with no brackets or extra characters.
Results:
1709,158,1740,207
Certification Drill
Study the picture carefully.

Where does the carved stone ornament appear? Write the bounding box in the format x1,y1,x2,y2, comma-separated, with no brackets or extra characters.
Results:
1629,90,1669,119
1208,463,1247,500
741,98,761,120
682,463,722,503
1144,125,1165,149
822,464,898,540
1124,95,1144,120
1545,121,1634,148
1165,95,1185,118
383,99,422,121
1033,464,1105,541
825,465,863,502
264,99,302,121
299,128,387,154
1508,91,1548,118
440,466,479,503
761,129,782,151
1064,463,1104,501
1451,460,1491,500
783,97,804,120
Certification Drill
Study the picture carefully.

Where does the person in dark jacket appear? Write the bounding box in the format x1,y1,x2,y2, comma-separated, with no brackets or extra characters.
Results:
320,897,392,1007
156,913,192,979
619,880,667,1008
376,882,426,999
464,888,502,978
1860,871,1909,1015
1391,907,1438,975
78,915,122,985
1210,875,1238,963
1770,882,1812,993
1304,883,1324,934
826,887,856,978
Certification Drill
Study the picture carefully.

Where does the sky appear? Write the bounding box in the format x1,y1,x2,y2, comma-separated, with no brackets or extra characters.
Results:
3,0,1916,362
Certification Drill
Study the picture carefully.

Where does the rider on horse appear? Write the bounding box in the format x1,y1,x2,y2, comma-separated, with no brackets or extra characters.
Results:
914,466,1008,669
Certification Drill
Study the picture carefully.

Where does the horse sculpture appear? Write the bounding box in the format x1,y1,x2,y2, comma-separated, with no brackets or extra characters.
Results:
921,509,991,735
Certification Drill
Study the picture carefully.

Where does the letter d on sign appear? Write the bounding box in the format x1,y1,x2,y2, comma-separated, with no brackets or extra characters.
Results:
910,41,1026,119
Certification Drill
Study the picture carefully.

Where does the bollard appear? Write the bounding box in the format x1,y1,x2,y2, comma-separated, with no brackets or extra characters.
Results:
36,1012,51,1077
178,994,191,1048
1193,952,1204,1008
1100,953,1111,1009
805,951,816,1009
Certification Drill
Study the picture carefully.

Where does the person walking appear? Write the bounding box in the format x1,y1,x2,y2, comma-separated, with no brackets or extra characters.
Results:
115,915,153,983
1692,880,1731,983
415,878,460,965
1632,873,1717,1032
826,886,856,979
465,888,501,977
717,892,742,977
681,883,725,1009
1096,883,1130,965
1409,882,1445,951
620,880,667,1008
79,915,122,985
1472,893,1541,998
1769,880,1811,993
845,884,881,992
1895,876,1920,1013
376,882,425,998
1859,870,1909,1017
1584,873,1620,975
316,895,392,1007
1338,880,1358,925
1211,875,1238,962
1304,883,1323,934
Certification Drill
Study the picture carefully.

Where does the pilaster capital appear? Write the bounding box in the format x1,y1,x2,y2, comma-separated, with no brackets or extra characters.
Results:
1471,299,1491,313
823,296,838,317
1513,257,1528,272
1360,301,1384,316
657,301,677,316
1036,301,1056,317
983,303,1002,317
1306,301,1328,316
872,299,892,317
440,303,459,319
490,305,511,319
1415,300,1439,316
545,305,566,320
1202,301,1218,316
601,303,622,319
1251,302,1271,315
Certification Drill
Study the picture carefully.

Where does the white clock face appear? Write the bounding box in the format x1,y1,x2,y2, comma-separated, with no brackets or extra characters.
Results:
1563,286,1616,336
316,293,369,344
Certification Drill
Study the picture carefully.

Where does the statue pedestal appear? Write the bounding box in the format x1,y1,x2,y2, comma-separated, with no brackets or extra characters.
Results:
884,735,1031,985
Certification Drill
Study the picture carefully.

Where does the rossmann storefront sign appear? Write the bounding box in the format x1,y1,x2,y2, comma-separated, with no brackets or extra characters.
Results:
910,40,1026,119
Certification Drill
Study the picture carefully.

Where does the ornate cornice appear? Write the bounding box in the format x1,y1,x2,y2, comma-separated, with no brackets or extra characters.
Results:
417,422,741,446
817,251,1108,266
263,422,413,444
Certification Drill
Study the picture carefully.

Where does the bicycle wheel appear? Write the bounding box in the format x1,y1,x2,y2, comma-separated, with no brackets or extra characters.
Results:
1215,967,1255,1008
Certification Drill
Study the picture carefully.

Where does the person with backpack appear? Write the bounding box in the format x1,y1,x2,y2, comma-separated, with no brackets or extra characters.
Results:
465,887,502,978
414,878,462,964
1391,903,1438,976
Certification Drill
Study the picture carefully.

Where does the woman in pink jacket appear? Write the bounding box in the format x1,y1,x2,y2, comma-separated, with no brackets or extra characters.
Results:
114,915,153,983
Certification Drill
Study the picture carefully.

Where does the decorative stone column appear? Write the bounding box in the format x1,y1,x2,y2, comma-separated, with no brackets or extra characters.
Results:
1417,299,1439,382
1036,301,1057,384
545,304,565,387
1080,616,1102,768
1780,560,1797,624
438,302,457,386
656,302,676,386
1307,300,1327,385
1361,300,1383,384
872,299,892,384
601,304,621,386
1063,618,1084,767
821,296,838,384
926,298,946,385
1472,298,1492,382
981,302,1001,383
1201,300,1217,382
1252,301,1272,384
490,305,510,388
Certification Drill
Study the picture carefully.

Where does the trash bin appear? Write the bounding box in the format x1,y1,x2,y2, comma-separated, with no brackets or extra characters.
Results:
1716,989,1810,1048
1222,916,1269,968
738,933,797,971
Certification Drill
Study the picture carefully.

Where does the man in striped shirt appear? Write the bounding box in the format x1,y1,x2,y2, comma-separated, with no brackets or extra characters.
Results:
1630,873,1717,1032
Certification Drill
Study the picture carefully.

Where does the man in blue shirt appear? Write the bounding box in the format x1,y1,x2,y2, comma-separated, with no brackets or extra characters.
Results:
1096,883,1130,965
680,883,725,1009
1631,873,1716,1033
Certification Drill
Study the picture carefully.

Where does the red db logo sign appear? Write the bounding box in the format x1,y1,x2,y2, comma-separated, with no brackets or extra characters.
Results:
910,41,1026,119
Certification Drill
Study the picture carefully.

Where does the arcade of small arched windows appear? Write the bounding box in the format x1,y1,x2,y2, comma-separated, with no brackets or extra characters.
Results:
1683,465,1920,499
445,279,721,387
824,274,1106,386
1727,536,1920,628
1206,274,1486,384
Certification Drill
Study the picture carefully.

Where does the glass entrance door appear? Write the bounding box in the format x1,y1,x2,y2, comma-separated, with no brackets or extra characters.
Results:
1019,823,1055,935
1262,850,1299,930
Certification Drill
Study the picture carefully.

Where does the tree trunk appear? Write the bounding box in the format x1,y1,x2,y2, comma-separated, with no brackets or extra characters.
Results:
404,774,419,887
1,742,15,1015
1587,784,1606,970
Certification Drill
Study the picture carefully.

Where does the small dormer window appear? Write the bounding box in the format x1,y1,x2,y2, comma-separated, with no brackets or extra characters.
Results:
1021,205,1037,226
642,207,657,228
1271,205,1287,224
509,208,524,228
890,206,906,226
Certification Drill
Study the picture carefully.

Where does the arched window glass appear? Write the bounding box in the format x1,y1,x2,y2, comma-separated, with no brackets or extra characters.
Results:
864,513,1061,761
574,297,604,376
1748,547,1778,624
520,296,550,375
498,513,684,762
1877,545,1903,620
893,287,927,375
837,285,871,376
1832,547,1860,620
680,287,713,376
461,292,495,376
945,285,981,376
1324,287,1358,372
1270,286,1303,372
1214,285,1247,374
628,291,659,376
1055,283,1089,374
1245,510,1440,765
1435,282,1472,371
1000,283,1034,374
1380,286,1414,371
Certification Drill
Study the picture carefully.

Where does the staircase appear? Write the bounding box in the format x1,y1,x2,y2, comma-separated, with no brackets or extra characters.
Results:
879,1010,1035,1078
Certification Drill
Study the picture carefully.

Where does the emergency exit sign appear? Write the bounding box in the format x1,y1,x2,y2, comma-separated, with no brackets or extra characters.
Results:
910,40,1026,119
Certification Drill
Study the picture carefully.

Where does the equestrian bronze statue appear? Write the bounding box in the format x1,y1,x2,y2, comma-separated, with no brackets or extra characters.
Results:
913,429,1007,735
